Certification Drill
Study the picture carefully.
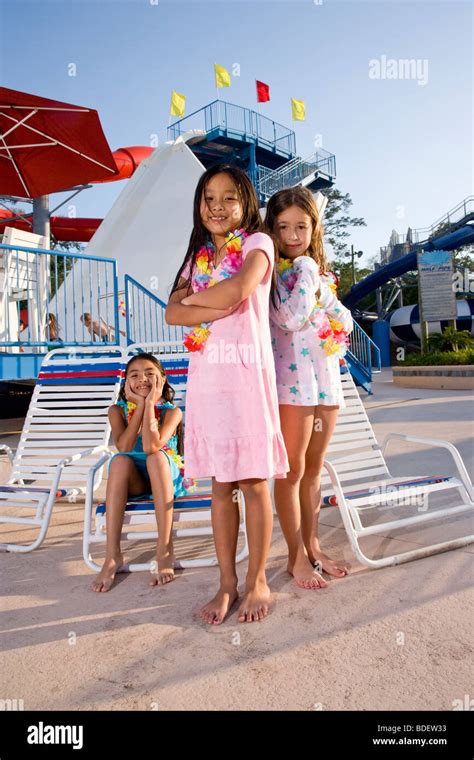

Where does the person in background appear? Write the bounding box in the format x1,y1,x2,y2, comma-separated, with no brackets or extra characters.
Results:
18,319,26,352
80,313,125,342
47,313,62,343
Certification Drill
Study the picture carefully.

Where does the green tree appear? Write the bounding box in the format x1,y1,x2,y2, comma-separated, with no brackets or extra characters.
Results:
50,238,84,298
322,187,369,299
427,327,474,353
323,187,367,260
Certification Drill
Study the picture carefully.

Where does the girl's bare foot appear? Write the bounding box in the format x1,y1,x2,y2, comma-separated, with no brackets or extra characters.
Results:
238,580,272,623
149,547,176,586
287,552,328,589
90,554,124,592
198,585,239,625
309,546,348,577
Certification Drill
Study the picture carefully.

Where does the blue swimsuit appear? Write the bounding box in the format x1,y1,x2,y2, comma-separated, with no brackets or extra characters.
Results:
111,400,190,498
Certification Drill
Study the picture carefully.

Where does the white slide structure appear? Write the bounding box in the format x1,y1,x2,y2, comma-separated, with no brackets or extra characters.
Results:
51,133,206,343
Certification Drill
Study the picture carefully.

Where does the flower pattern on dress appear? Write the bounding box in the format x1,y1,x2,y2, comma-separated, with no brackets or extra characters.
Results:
270,255,354,407
276,257,349,358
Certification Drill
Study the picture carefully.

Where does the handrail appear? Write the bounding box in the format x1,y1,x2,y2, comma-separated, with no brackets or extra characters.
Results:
380,196,474,260
258,149,336,198
0,243,119,350
0,242,117,263
348,321,381,378
124,274,184,346
167,99,296,156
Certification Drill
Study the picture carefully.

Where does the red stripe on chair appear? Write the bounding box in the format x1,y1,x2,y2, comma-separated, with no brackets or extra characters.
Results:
38,370,125,379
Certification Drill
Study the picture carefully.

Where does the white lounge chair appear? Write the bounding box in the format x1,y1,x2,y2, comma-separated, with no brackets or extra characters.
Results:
83,341,249,572
321,367,474,568
0,346,125,552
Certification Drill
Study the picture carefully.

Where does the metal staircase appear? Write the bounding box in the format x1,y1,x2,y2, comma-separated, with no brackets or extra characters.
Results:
258,150,336,202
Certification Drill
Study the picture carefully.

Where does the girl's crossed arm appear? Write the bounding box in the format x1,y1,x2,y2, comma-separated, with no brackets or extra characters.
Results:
270,256,320,332
165,278,236,326
180,248,270,309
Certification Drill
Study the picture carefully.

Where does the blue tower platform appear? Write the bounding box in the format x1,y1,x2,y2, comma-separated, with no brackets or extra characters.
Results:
167,100,336,205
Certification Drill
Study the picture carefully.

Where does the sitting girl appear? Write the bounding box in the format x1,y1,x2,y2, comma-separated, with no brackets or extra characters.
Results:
265,186,354,590
91,353,192,592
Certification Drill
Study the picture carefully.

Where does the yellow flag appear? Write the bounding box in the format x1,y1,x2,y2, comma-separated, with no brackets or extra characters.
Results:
214,63,231,88
291,97,305,121
170,90,186,118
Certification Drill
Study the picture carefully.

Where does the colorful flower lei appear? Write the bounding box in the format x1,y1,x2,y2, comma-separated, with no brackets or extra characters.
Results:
183,228,249,352
276,257,349,358
161,444,196,492
126,400,196,491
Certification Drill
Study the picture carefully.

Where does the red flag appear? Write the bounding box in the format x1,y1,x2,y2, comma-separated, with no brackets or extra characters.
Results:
256,80,270,103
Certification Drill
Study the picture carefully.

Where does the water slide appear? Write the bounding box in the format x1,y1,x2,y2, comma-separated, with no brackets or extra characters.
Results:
343,221,474,309
0,146,154,242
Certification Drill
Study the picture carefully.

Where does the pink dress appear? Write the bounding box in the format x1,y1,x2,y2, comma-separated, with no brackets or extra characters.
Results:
180,232,289,483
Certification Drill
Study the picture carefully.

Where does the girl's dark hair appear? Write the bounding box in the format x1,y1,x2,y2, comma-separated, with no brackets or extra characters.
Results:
169,163,280,309
263,186,329,306
119,353,184,455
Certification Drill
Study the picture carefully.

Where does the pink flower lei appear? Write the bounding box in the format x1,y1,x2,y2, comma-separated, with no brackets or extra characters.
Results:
183,228,249,352
126,400,196,491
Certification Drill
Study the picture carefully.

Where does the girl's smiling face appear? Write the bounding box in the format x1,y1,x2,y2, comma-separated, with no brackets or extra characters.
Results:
274,205,312,261
200,172,243,237
126,359,164,398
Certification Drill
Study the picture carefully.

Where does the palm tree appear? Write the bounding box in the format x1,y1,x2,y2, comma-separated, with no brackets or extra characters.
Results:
427,327,473,353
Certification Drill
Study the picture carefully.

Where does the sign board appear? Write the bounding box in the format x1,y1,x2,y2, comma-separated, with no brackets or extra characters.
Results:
417,250,457,322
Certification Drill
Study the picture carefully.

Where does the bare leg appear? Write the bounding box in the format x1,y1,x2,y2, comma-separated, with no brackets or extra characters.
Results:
146,451,176,585
237,478,274,622
199,480,240,625
274,405,328,589
300,405,348,577
91,456,147,592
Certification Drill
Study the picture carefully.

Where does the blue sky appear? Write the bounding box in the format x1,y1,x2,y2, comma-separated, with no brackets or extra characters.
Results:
1,0,472,266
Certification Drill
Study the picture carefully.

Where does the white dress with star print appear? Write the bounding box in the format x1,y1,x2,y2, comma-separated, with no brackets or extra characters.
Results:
269,256,354,408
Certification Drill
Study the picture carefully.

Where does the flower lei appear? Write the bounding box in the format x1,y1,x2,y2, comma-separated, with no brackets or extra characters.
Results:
183,228,249,352
126,400,196,491
276,257,350,357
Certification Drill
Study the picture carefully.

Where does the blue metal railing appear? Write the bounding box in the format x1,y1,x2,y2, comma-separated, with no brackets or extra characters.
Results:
167,99,297,157
124,274,184,345
348,321,381,378
258,149,336,199
0,243,119,351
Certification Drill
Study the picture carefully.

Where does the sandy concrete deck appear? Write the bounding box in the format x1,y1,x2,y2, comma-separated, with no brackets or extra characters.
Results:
1,369,473,711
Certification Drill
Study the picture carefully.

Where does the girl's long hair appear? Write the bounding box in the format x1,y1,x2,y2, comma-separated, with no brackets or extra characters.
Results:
119,353,184,455
263,186,329,306
47,313,60,340
169,163,280,309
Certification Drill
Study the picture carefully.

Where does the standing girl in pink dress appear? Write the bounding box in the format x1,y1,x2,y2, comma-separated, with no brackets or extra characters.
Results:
264,187,353,590
166,164,289,625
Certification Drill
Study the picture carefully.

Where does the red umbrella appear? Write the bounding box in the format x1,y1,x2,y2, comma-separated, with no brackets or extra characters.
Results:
0,87,118,198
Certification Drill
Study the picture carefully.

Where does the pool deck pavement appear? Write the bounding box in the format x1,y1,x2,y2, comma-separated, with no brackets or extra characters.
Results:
1,369,472,711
